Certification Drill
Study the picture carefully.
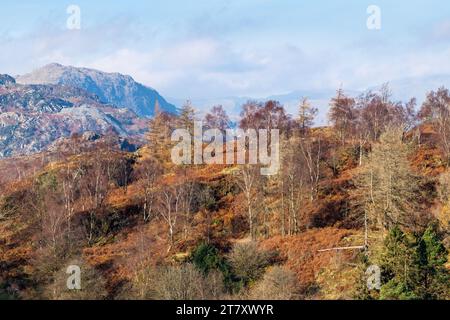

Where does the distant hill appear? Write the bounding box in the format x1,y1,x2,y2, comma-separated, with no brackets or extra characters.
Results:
17,63,177,117
369,74,450,104
178,75,450,127
171,91,337,126
0,75,147,157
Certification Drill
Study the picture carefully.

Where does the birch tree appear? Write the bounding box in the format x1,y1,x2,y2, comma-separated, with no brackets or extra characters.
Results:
235,165,261,240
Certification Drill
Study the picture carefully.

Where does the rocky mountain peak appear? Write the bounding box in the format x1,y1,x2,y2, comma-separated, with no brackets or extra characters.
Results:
17,64,177,117
0,74,16,86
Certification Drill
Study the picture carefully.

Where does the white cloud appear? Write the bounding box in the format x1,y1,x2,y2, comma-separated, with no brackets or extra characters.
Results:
3,14,450,109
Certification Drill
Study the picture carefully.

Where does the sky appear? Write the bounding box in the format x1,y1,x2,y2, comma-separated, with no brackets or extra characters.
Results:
1,0,450,102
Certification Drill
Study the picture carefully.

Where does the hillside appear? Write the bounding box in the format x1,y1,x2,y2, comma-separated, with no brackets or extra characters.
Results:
0,88,449,301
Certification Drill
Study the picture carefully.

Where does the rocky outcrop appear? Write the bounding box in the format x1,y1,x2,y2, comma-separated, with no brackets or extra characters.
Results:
0,76,147,157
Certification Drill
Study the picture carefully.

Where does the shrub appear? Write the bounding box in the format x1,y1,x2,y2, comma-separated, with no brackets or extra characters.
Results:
149,263,225,300
47,259,108,300
191,242,234,291
191,243,226,274
227,241,271,285
250,266,301,300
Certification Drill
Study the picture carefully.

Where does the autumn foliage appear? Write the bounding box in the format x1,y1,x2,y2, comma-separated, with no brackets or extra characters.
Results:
1,85,449,300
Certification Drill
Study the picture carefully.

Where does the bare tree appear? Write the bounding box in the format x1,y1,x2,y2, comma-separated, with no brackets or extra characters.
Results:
204,105,232,131
30,174,63,254
180,178,196,240
278,135,308,235
240,100,292,134
79,151,115,245
250,266,301,300
235,165,261,240
127,226,155,299
299,135,322,202
157,184,182,251
61,162,82,245
328,88,357,144
134,158,162,222
48,258,108,300
227,242,270,284
148,263,224,300
297,97,318,135
419,87,450,165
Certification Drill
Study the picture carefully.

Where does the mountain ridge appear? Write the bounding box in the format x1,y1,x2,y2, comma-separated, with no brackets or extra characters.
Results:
16,63,177,117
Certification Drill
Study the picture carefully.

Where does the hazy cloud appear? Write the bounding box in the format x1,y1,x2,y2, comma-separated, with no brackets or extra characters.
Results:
2,1,450,105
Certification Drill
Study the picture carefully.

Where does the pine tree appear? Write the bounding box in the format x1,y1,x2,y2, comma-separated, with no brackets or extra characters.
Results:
147,103,174,164
356,128,421,230
379,226,418,300
177,100,196,136
415,225,449,299
353,253,377,300
297,98,317,135
377,225,449,300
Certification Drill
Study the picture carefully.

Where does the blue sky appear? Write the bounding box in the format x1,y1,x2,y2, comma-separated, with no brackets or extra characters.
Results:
1,0,450,101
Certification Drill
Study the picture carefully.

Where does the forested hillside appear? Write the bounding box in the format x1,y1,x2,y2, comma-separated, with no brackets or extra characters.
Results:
0,85,449,300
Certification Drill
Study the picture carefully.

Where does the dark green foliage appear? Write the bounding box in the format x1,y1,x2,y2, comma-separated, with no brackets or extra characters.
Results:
378,225,449,300
191,243,224,274
0,282,17,300
415,225,449,299
190,243,234,290
379,226,418,299
353,253,377,300
355,224,449,300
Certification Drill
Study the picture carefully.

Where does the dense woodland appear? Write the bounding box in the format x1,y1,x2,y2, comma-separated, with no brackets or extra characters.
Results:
0,85,449,300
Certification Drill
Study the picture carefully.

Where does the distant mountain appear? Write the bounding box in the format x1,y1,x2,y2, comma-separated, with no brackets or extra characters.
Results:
0,74,16,86
0,75,146,157
167,96,251,122
17,63,177,117
175,90,340,126
179,75,450,127
369,74,450,104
